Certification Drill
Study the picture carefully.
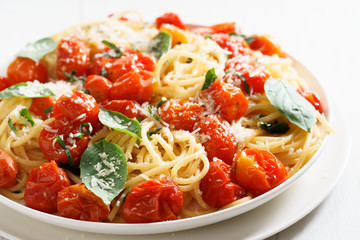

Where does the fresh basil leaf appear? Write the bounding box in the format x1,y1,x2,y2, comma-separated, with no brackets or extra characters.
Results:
8,117,17,134
149,31,172,59
229,33,255,45
233,72,250,94
63,71,85,83
265,78,316,132
102,40,122,58
17,38,57,63
202,68,217,91
205,35,213,39
58,162,80,175
258,120,290,134
78,122,93,139
80,139,127,205
56,135,75,166
20,108,35,126
147,127,163,139
148,98,167,122
100,69,108,78
43,106,53,114
0,82,55,99
99,108,142,139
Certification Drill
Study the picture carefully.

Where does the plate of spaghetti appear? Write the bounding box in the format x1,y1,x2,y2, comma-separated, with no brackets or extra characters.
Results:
0,11,332,234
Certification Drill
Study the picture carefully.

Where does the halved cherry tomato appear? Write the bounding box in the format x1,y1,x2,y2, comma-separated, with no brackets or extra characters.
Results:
200,160,246,208
110,69,156,103
194,116,237,165
297,87,324,114
0,76,10,91
30,97,55,120
56,35,90,80
7,57,48,85
53,90,99,126
234,149,287,194
57,184,110,222
39,121,89,166
155,12,186,30
91,55,116,77
225,54,270,94
158,99,203,131
24,161,71,213
0,149,18,188
99,100,142,119
122,177,183,223
203,80,248,122
210,22,241,34
249,34,285,57
84,75,112,103
211,34,251,59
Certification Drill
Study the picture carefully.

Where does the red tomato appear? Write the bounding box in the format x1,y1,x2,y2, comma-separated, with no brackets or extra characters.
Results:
210,22,241,34
122,177,183,223
0,149,18,188
56,35,90,80
39,121,89,166
99,100,142,119
194,116,237,165
91,56,116,78
234,149,287,194
297,87,324,113
110,69,156,103
211,34,251,59
158,99,203,131
155,12,186,30
249,34,285,57
84,75,113,103
30,97,55,120
53,90,99,126
0,76,10,91
7,57,48,85
203,80,248,122
24,161,71,213
57,184,110,222
200,160,246,208
225,54,270,94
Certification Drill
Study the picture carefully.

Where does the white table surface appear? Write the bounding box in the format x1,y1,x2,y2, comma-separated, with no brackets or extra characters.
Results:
0,0,359,239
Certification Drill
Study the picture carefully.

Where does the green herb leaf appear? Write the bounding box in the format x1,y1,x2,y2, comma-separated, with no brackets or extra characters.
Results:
78,123,93,139
20,108,35,126
258,120,290,134
148,98,167,122
98,108,142,139
229,33,255,45
63,71,85,83
8,117,17,134
17,38,57,62
147,127,163,139
264,78,316,132
56,135,75,166
202,68,217,91
58,162,80,175
100,69,108,78
205,35,213,39
0,82,55,99
43,106,53,114
233,72,250,94
102,40,123,58
80,139,128,205
149,31,172,59
253,114,266,121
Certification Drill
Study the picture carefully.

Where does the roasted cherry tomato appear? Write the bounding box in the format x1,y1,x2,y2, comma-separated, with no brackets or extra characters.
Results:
234,149,287,194
99,100,142,119
57,184,110,222
158,99,203,131
211,34,251,59
53,90,99,126
30,97,55,120
210,22,241,34
110,69,156,103
155,12,186,30
0,149,18,188
7,57,48,85
24,161,71,213
200,160,246,208
56,35,90,80
39,121,89,166
225,54,270,94
0,76,10,91
249,34,285,57
84,75,113,103
203,80,248,122
194,116,237,165
91,55,116,77
297,87,324,114
122,177,183,223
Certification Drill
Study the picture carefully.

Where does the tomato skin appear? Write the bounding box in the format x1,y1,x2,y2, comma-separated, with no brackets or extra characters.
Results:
110,69,156,103
30,97,55,120
249,34,285,57
234,149,287,194
39,121,89,166
194,116,237,165
57,184,110,222
155,12,186,30
84,75,113,103
200,160,246,208
56,35,90,80
297,87,324,113
0,149,18,188
24,161,70,213
158,99,204,131
210,22,241,34
0,76,10,91
7,57,48,85
204,80,248,122
99,100,142,119
91,56,116,78
122,177,183,223
53,90,99,126
211,34,251,59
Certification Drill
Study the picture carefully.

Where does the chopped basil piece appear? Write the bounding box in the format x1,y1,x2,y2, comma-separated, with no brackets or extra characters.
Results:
234,72,250,94
147,127,163,139
202,68,217,91
63,71,85,83
8,117,17,134
148,98,167,122
100,69,108,78
58,162,80,175
149,31,172,59
0,82,55,99
20,108,35,126
205,35,213,39
43,106,53,114
17,37,57,62
258,120,290,134
229,33,255,45
56,135,75,166
102,40,123,58
78,123,93,139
